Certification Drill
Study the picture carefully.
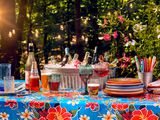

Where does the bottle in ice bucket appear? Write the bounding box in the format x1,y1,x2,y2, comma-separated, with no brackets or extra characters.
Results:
60,47,72,66
91,46,99,64
81,52,90,66
25,42,35,90
29,61,40,92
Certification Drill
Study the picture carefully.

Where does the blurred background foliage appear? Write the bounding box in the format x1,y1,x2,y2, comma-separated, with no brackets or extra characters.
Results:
0,0,159,79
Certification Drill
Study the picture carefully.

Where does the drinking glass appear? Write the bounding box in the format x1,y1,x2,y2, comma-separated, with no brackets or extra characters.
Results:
4,76,15,93
41,70,52,92
88,79,100,97
48,74,61,92
0,63,11,80
79,65,93,95
0,64,11,91
93,62,109,77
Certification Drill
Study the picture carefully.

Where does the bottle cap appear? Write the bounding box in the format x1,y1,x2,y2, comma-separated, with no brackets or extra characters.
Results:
94,46,98,53
29,43,34,52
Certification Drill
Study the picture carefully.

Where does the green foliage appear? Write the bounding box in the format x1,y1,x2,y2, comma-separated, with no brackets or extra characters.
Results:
16,0,160,79
98,0,160,78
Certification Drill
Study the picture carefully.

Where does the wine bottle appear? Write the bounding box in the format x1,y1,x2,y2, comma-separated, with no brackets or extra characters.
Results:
25,43,36,90
60,47,72,66
29,60,40,92
81,52,90,66
72,53,79,61
91,46,99,64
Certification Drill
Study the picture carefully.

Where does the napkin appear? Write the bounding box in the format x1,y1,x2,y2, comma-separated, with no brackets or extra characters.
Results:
148,80,160,88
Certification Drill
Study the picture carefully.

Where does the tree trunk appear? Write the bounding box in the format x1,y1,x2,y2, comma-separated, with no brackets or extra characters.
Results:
75,0,84,61
15,0,27,79
27,0,34,44
66,0,72,47
0,0,16,75
42,0,49,64
88,0,99,49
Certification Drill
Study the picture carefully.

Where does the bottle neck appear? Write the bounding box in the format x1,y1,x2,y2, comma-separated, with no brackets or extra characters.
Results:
73,53,79,60
65,47,69,56
30,61,39,77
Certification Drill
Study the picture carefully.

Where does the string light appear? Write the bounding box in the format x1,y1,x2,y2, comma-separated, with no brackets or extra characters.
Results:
81,35,85,40
35,29,39,38
72,35,77,42
60,25,64,31
8,31,12,38
12,29,16,35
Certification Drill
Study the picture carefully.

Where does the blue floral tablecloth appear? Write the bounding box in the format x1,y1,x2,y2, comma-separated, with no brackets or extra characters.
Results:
0,81,160,120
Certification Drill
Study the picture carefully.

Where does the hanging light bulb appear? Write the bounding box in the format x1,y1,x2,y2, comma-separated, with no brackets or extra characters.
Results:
8,31,12,38
60,25,64,31
12,29,16,35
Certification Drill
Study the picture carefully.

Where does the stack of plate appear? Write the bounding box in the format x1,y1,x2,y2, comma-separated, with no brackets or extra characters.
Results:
103,78,144,97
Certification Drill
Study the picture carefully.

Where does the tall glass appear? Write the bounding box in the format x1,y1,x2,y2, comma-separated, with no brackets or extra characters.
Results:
41,70,52,92
4,76,15,93
0,64,11,91
0,64,11,80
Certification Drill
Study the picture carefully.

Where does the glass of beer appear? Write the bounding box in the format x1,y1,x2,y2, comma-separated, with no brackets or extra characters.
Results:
48,74,61,92
87,79,100,97
41,70,52,92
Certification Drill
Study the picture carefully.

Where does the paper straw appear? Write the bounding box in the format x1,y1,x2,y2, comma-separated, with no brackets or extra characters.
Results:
148,57,152,72
144,58,147,72
135,56,140,71
140,59,144,72
150,56,156,72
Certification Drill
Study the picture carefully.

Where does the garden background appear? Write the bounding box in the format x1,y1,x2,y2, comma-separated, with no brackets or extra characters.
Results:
0,0,159,79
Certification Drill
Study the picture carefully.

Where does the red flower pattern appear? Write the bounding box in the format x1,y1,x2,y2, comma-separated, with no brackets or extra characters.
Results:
46,105,72,120
29,100,44,109
131,107,158,120
39,117,46,120
39,109,48,118
122,112,132,120
85,102,99,111
5,100,18,109
112,103,129,111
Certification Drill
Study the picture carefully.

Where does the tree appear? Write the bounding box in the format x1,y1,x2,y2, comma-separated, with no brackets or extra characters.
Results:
0,0,17,75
